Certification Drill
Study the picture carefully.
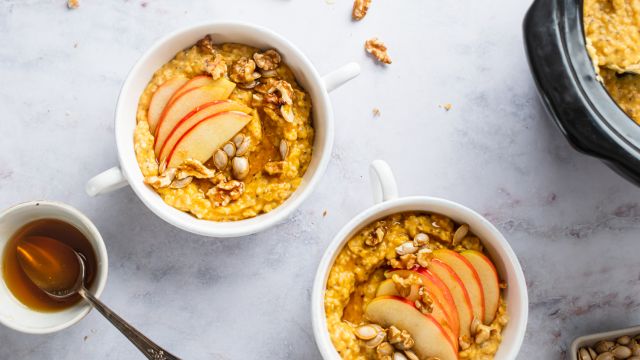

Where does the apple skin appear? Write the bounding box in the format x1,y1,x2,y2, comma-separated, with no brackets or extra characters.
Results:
153,77,236,139
428,258,474,339
171,75,214,99
365,295,458,360
375,278,458,345
385,269,460,341
148,77,188,133
155,100,252,163
165,111,251,168
462,250,501,324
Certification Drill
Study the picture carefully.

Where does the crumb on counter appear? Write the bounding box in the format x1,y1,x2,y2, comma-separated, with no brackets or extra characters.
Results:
372,108,381,117
440,103,453,111
67,0,79,9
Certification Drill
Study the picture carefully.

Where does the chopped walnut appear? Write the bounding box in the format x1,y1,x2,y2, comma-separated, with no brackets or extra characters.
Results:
376,342,394,358
415,287,434,314
352,0,371,20
230,57,260,83
387,326,414,350
260,80,294,106
365,38,392,64
204,54,227,80
391,272,421,297
263,161,286,176
169,176,193,189
253,49,281,71
206,180,245,207
177,159,217,179
459,335,472,350
416,248,432,268
413,233,429,247
67,0,79,9
144,168,176,189
365,226,385,246
474,323,492,344
197,35,216,54
389,254,416,269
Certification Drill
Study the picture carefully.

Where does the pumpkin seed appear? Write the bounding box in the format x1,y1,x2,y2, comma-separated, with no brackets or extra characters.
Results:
236,136,251,157
261,69,278,77
170,176,192,189
579,348,593,360
396,242,418,256
393,352,408,360
597,341,616,354
354,324,379,340
281,104,295,123
158,160,167,174
223,142,236,158
413,233,429,247
589,348,599,358
213,149,228,170
233,134,245,147
238,80,258,89
279,139,289,160
232,156,249,180
619,336,632,346
612,346,632,358
596,352,614,360
365,330,386,348
453,224,469,246
404,350,419,360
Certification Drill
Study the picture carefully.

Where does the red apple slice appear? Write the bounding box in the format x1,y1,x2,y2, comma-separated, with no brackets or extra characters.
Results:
172,75,214,99
433,249,485,324
384,269,459,340
154,77,236,139
375,278,458,346
165,111,251,168
155,100,252,162
147,77,189,133
365,296,458,360
429,259,474,339
462,250,500,324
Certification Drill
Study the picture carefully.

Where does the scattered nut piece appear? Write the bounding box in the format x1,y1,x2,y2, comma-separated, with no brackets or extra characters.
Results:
204,54,227,80
230,57,260,83
67,0,79,9
441,103,453,111
413,233,429,247
144,168,177,189
459,335,472,350
235,136,251,157
352,0,371,20
393,352,408,360
213,149,229,170
281,104,295,123
366,227,386,246
403,350,419,360
270,80,294,105
365,327,387,348
416,248,432,268
206,180,244,207
387,326,414,350
377,342,395,357
372,108,381,117
365,38,392,64
233,134,245,147
470,317,481,336
595,341,616,354
618,336,632,346
264,161,286,176
612,346,632,359
223,141,237,158
197,35,215,54
253,49,282,71
474,323,492,344
177,159,216,179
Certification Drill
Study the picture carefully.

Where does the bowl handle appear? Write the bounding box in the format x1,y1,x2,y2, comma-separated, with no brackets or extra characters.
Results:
86,167,128,197
369,160,398,204
322,62,360,92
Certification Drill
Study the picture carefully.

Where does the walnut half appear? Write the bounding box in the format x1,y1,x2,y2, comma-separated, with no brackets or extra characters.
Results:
365,38,392,65
352,0,371,20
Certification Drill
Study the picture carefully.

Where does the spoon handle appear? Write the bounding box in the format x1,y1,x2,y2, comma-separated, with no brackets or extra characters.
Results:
79,288,180,360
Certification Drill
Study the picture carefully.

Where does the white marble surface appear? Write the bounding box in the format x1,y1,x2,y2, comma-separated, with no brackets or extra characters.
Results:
1,0,640,359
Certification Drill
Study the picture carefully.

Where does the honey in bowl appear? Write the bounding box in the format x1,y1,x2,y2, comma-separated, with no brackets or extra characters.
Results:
2,219,97,312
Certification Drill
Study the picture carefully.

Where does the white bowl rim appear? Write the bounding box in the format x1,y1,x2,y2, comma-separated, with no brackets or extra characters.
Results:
311,194,529,360
0,200,109,334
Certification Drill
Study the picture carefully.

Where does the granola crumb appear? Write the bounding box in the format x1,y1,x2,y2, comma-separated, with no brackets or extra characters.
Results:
352,0,372,20
372,108,381,117
323,210,328,217
365,38,392,65
67,0,79,9
441,103,453,111
73,42,78,48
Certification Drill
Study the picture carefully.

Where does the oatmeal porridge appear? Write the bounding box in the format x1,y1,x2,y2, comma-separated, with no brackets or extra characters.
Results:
584,0,640,124
324,212,508,360
134,35,314,221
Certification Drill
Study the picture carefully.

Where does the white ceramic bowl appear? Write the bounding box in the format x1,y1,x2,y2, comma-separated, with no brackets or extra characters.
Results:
570,325,640,360
0,201,108,334
311,160,529,359
86,21,360,238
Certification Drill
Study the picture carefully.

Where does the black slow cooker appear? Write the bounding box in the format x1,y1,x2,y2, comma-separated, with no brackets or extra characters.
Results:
524,0,640,185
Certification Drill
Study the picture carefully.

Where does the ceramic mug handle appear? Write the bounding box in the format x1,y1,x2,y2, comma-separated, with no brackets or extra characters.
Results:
322,62,360,92
369,160,399,204
86,167,128,197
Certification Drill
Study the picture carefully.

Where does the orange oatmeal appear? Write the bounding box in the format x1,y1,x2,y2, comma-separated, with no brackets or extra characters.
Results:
134,36,314,221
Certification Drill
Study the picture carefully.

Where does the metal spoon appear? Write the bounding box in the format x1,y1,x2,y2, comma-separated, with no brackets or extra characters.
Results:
17,236,180,360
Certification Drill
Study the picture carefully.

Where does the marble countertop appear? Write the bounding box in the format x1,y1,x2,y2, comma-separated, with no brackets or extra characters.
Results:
2,0,640,358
